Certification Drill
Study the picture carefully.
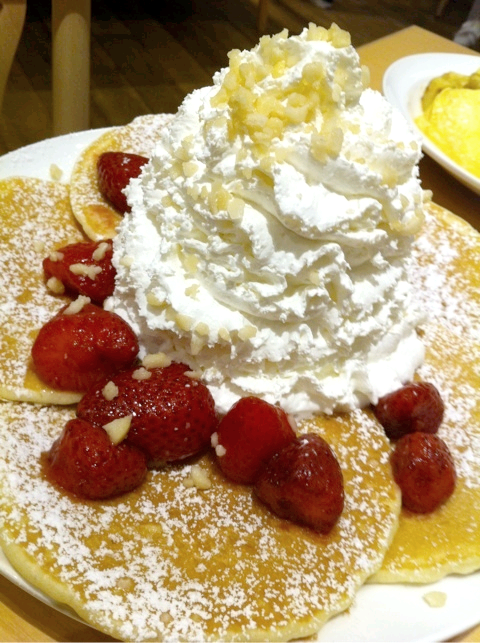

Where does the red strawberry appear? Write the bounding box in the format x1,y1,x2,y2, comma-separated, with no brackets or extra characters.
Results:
214,396,296,484
77,363,217,467
97,151,149,214
373,382,444,441
390,432,456,514
43,239,116,304
31,301,139,392
46,418,147,500
254,433,344,533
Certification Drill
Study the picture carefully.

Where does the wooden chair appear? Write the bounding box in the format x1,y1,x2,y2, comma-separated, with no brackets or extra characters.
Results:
0,0,27,114
1,0,90,137
51,0,91,135
257,0,457,31
257,0,270,32
436,0,451,16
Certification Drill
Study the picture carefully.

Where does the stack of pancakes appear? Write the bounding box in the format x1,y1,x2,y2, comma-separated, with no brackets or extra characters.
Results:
0,114,478,641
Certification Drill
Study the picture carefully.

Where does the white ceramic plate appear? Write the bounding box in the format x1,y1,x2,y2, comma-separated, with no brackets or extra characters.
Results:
1,131,480,642
383,52,480,195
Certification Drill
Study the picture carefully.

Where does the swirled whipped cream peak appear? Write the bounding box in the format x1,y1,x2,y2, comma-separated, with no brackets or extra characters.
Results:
106,23,426,415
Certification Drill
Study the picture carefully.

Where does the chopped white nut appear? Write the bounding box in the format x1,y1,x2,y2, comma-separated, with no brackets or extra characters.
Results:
120,255,134,268
63,295,91,315
183,464,212,490
33,239,46,253
176,313,194,331
132,367,152,381
146,291,165,307
142,353,172,369
49,250,64,262
191,464,212,489
227,197,245,220
102,381,119,401
238,325,257,341
185,283,200,298
423,591,447,608
69,263,102,280
309,270,321,286
218,327,231,342
195,322,210,337
190,334,205,356
49,163,63,181
185,370,202,380
183,161,199,177
103,415,132,445
46,276,65,295
92,241,110,261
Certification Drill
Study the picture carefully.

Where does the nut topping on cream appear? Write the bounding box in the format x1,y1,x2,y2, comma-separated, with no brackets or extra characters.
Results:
106,23,425,415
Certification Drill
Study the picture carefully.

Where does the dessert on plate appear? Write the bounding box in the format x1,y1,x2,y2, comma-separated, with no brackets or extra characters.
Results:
0,22,479,642
415,66,480,180
70,113,174,240
374,202,480,583
0,177,84,405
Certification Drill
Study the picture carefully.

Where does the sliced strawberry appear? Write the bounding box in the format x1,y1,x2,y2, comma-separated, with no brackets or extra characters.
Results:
46,418,147,500
31,301,139,392
43,239,116,304
97,151,149,214
214,396,296,484
391,432,456,513
254,434,344,533
373,382,444,441
77,363,217,467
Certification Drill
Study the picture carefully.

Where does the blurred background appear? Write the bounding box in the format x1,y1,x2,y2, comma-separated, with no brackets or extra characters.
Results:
0,0,474,155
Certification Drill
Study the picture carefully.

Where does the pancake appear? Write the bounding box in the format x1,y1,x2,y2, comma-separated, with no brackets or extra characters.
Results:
69,114,173,241
0,147,479,638
0,177,84,405
373,202,480,583
0,401,400,641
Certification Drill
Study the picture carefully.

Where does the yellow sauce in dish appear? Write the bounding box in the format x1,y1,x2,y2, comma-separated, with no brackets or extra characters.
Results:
415,68,480,179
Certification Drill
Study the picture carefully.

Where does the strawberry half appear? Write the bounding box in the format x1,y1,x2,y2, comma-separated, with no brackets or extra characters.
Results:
373,382,444,441
97,151,149,214
31,301,139,392
254,433,344,533
43,239,116,304
391,432,456,513
214,396,296,484
46,418,147,500
77,363,217,467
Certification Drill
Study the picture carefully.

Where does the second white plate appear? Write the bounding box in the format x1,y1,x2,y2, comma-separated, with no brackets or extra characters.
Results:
383,52,480,195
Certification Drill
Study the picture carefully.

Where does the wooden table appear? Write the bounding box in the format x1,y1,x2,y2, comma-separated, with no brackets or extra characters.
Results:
0,24,479,643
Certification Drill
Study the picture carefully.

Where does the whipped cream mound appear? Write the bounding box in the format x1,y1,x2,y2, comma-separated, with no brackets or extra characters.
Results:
106,23,426,415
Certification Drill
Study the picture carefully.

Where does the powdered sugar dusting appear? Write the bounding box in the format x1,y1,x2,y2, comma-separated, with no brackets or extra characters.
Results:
0,400,399,641
1,170,479,636
69,114,174,240
409,203,480,489
373,203,480,584
0,177,85,402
